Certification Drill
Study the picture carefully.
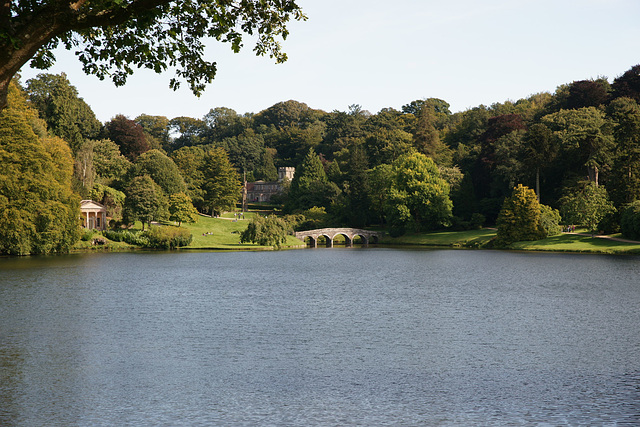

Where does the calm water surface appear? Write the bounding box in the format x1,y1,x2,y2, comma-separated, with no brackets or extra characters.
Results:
1,248,639,426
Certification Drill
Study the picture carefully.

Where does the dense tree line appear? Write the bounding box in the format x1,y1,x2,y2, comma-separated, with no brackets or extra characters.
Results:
3,64,640,254
76,64,635,238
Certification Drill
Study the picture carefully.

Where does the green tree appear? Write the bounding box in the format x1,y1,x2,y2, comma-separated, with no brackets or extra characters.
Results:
539,204,562,237
0,82,80,255
240,215,289,249
169,116,207,149
1,1,305,110
560,182,615,235
364,128,415,167
201,147,241,216
620,200,640,240
338,146,371,227
73,139,96,197
255,100,327,165
171,145,206,206
564,79,610,110
611,64,640,103
253,148,278,182
542,107,614,186
168,192,199,226
204,107,252,141
384,152,453,233
90,183,126,222
407,99,452,163
367,163,393,225
522,123,556,201
496,184,546,246
607,97,640,206
123,175,168,230
133,149,187,195
135,114,171,150
218,129,267,174
92,138,132,186
287,148,340,211
24,73,101,153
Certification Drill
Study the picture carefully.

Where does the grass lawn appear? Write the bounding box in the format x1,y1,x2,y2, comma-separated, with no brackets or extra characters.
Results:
73,214,640,255
380,228,497,248
378,227,640,254
510,233,640,254
181,214,304,250
72,235,136,252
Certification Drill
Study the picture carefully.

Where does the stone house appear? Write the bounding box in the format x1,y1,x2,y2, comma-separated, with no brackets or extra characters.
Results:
246,167,295,203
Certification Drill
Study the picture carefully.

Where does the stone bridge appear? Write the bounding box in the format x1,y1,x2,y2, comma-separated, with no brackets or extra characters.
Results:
294,228,384,248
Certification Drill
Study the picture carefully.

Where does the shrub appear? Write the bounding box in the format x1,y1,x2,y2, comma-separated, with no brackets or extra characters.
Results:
80,229,95,241
621,201,640,240
102,229,149,246
450,216,471,231
144,226,192,249
450,213,484,231
598,211,620,234
470,213,486,229
240,215,289,248
539,204,562,237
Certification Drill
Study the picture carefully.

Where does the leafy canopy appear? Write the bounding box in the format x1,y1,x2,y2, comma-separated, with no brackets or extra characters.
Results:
560,182,615,234
169,192,199,226
0,0,305,109
496,184,546,246
241,215,289,248
0,82,80,255
385,152,453,233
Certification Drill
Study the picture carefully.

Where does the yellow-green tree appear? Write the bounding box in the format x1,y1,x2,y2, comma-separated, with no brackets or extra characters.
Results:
384,152,453,234
169,192,199,226
0,82,80,255
496,184,546,245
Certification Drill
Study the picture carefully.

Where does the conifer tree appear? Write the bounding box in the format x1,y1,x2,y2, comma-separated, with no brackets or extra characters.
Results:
496,184,546,245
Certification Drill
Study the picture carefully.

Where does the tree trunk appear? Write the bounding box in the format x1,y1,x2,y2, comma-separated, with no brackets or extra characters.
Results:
0,0,170,110
588,165,599,187
535,167,540,202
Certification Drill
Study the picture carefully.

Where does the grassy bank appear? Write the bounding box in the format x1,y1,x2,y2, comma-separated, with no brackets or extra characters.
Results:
509,233,640,254
380,228,497,248
381,227,640,254
74,216,640,255
182,214,304,250
72,213,304,252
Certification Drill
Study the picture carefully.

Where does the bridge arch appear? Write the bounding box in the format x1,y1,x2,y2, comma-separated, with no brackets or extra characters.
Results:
294,228,383,248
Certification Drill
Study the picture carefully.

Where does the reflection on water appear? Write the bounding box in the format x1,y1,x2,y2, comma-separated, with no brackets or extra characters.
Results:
1,249,640,425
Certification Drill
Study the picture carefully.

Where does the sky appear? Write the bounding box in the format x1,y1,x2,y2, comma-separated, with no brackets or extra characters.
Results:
18,0,640,123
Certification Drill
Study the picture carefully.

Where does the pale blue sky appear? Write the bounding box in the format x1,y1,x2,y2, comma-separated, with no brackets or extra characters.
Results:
18,0,640,123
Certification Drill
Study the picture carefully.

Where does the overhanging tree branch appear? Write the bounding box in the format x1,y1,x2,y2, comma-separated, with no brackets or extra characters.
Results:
0,0,304,110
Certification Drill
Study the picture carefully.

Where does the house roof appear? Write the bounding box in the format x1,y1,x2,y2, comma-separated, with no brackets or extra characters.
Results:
80,200,106,211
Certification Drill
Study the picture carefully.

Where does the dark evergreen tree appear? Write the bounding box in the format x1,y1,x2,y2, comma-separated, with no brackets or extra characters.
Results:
612,65,640,103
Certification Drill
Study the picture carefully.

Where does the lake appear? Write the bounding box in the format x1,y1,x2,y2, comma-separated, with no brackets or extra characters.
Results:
1,248,639,425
